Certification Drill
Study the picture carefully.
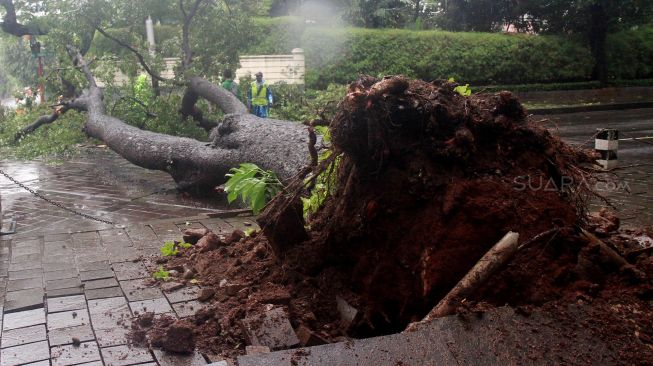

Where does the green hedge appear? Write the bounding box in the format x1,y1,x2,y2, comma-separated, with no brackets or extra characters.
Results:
248,18,653,89
299,28,595,89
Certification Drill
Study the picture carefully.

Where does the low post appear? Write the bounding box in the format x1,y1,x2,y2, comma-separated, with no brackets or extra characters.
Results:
595,128,618,170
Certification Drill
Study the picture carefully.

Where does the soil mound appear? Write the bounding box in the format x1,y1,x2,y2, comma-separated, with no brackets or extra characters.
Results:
262,76,595,334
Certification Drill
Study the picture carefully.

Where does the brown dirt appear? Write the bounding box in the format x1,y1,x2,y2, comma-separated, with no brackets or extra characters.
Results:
136,77,653,362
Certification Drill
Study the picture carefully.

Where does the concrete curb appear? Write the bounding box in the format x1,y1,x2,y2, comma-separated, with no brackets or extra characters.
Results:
529,101,653,115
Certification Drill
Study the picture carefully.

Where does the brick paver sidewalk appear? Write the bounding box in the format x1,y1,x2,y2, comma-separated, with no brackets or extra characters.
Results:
0,214,253,366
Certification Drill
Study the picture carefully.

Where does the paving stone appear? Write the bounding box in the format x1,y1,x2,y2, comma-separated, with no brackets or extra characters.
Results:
120,279,163,301
87,297,129,315
88,299,131,330
44,234,69,242
153,348,207,366
165,286,200,304
47,295,87,313
83,277,119,290
43,269,78,282
94,326,130,347
7,277,43,291
11,245,40,258
47,287,85,298
50,341,102,366
4,288,44,312
77,261,110,272
76,253,108,264
101,345,154,366
112,262,148,281
129,298,173,315
84,286,123,300
106,250,141,263
74,362,103,366
11,243,41,259
79,269,114,282
241,307,300,350
0,324,46,348
47,309,90,330
42,254,75,265
11,253,42,264
0,340,50,366
172,300,204,318
8,261,41,272
48,324,95,346
3,308,45,330
42,262,72,273
43,241,74,256
21,360,50,366
45,277,82,291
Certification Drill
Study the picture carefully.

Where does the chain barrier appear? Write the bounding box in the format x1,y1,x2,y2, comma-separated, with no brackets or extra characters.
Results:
0,168,116,225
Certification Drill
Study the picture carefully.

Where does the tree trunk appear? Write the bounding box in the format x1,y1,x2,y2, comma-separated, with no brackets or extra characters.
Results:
80,82,312,190
589,3,609,85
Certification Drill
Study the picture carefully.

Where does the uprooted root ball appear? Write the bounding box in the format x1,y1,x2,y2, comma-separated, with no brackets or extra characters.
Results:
261,76,597,335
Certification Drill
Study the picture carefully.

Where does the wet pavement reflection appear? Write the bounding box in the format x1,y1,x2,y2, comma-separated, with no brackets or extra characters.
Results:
0,148,229,237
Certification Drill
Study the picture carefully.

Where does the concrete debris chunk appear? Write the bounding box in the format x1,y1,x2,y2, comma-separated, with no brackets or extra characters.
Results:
241,307,300,350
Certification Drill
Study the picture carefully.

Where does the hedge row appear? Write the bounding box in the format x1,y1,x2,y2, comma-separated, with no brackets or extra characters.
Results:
298,28,594,89
246,19,653,89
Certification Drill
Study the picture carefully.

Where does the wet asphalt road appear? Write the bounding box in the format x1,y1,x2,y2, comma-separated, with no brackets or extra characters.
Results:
538,108,653,227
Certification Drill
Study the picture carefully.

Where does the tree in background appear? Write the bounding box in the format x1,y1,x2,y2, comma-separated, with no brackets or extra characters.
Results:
516,0,653,83
434,0,513,31
0,36,39,97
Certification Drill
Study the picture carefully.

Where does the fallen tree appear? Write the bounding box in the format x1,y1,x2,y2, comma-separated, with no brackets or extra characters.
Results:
1,0,315,189
58,47,313,189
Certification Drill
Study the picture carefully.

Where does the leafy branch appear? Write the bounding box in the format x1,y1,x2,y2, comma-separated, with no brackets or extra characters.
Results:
224,163,283,215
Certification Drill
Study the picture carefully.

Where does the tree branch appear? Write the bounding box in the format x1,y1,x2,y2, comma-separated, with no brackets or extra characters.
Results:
14,95,89,141
181,0,204,70
94,25,175,84
66,45,97,88
0,0,47,36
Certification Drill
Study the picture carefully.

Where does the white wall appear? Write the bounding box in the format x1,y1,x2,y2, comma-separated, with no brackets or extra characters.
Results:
236,48,305,85
97,49,305,87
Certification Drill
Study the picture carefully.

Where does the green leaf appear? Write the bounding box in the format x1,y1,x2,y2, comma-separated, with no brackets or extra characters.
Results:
179,242,193,249
249,180,268,214
160,241,178,257
153,266,170,281
222,163,283,214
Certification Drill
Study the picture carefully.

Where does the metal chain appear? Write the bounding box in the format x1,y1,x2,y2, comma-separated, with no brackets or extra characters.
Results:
0,168,116,225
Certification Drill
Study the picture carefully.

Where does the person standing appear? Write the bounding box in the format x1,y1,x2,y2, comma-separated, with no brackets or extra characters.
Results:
221,69,240,99
247,71,273,118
